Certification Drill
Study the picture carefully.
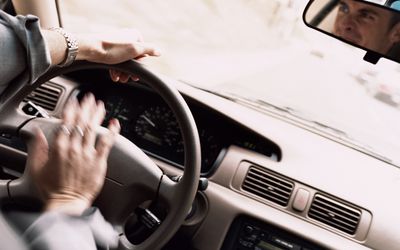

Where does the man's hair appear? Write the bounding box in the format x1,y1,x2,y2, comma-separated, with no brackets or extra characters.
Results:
387,0,400,28
390,12,400,29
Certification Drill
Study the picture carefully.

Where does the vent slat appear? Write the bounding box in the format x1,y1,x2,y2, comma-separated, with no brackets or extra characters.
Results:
247,172,293,192
243,181,291,201
308,212,355,235
23,83,61,111
308,194,361,235
313,197,360,217
26,95,58,105
312,202,360,222
308,208,359,229
248,169,293,189
33,88,60,98
242,185,288,206
242,167,294,207
27,91,59,102
25,102,54,111
25,99,56,111
249,168,293,187
245,175,292,195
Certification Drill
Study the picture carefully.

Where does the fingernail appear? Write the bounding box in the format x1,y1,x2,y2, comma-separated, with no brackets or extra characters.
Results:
69,96,78,105
97,100,105,108
87,92,95,101
113,118,120,127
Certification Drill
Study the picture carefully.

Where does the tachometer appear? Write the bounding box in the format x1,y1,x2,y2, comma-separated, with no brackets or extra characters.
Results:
104,95,133,135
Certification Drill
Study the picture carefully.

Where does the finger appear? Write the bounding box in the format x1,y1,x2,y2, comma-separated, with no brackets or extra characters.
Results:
118,73,130,83
109,69,120,82
27,127,49,173
55,97,77,149
96,119,120,162
83,100,106,148
73,94,94,137
80,93,96,126
62,97,77,126
130,75,140,82
110,70,139,83
135,54,148,61
69,96,92,157
131,43,161,58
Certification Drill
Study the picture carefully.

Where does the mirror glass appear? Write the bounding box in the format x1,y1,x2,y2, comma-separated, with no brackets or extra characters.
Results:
304,0,400,63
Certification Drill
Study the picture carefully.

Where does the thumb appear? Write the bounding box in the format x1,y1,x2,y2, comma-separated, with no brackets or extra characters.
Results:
133,42,161,58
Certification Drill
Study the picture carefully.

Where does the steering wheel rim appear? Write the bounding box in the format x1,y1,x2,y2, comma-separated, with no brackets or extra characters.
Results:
0,60,201,250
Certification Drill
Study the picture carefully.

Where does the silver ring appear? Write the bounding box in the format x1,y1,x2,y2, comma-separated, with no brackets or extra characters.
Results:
73,125,84,137
56,124,71,136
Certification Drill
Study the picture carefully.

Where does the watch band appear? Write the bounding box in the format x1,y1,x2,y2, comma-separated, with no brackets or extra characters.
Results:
50,27,79,67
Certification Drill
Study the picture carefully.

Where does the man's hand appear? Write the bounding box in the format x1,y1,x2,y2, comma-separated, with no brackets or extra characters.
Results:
76,28,160,64
44,28,161,83
77,29,161,83
26,94,120,215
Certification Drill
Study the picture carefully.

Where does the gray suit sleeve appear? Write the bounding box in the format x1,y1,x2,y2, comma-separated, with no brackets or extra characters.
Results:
0,10,51,93
22,208,119,250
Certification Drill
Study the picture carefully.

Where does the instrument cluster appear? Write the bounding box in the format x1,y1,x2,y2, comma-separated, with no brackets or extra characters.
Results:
77,81,280,175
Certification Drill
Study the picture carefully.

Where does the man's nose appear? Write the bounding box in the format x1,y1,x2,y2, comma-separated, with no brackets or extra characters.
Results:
340,14,357,31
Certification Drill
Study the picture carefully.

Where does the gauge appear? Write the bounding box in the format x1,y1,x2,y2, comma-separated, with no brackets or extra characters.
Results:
104,95,133,136
134,105,184,155
199,128,222,173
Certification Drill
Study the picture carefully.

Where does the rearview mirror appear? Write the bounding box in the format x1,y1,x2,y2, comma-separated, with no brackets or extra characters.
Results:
303,0,400,64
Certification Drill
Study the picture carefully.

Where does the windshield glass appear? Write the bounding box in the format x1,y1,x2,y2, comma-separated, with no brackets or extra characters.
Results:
60,0,400,167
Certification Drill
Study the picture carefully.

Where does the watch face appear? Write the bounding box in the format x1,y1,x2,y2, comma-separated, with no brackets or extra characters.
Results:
64,34,78,66
51,27,78,66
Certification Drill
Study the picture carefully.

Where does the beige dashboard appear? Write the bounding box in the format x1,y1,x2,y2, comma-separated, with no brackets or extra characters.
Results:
1,74,400,250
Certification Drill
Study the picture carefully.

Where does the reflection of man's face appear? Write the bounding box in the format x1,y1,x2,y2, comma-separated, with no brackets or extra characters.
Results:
333,0,399,54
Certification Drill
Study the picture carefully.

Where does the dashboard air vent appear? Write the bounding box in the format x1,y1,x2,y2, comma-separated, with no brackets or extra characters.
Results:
24,82,62,111
242,167,294,206
308,194,361,235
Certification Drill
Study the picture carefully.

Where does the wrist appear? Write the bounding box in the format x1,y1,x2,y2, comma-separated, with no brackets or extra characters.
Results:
49,27,79,67
76,35,106,62
45,197,91,216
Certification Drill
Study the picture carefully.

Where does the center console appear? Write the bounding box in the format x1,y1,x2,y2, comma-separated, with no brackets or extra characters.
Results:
221,216,325,250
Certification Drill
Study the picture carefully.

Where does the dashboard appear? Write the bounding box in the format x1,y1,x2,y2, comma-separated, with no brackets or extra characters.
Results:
72,69,281,175
68,69,400,250
1,68,400,250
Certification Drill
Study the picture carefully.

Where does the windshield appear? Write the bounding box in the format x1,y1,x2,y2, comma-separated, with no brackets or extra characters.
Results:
60,0,400,167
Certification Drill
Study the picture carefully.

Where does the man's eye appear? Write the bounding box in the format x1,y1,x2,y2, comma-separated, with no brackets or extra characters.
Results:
360,12,375,21
338,3,349,13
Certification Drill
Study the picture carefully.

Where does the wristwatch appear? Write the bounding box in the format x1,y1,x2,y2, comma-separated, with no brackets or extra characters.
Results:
50,27,78,67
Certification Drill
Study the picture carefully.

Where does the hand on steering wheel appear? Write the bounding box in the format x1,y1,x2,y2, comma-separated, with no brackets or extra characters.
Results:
26,94,120,215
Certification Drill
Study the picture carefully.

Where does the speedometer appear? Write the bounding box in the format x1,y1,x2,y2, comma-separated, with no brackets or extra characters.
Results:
134,106,184,154
133,104,223,173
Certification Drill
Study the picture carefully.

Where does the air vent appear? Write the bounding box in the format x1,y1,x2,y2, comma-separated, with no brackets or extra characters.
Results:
308,194,361,235
242,167,294,206
24,82,62,111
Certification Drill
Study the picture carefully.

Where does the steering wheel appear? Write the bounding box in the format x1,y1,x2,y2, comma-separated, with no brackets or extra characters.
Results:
0,60,201,250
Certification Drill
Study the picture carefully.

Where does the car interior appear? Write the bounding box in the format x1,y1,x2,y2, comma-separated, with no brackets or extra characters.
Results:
1,0,400,249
